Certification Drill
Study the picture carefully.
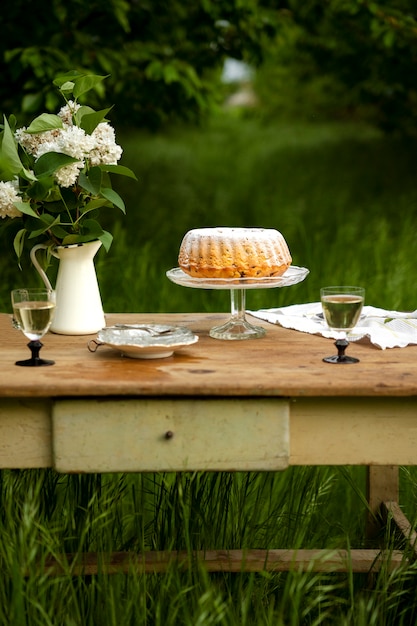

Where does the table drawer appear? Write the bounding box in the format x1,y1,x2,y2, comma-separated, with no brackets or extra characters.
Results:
52,398,289,473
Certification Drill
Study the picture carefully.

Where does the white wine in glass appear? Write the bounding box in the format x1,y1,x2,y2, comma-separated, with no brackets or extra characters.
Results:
11,288,56,366
320,286,365,363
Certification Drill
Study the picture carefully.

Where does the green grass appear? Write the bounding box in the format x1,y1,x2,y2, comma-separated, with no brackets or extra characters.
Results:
1,113,417,623
104,116,417,315
1,468,417,624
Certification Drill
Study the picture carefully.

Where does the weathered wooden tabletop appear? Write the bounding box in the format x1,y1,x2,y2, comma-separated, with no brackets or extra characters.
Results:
1,311,417,398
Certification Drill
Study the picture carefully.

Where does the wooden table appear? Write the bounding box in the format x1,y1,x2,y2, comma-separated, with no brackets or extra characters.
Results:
1,311,417,575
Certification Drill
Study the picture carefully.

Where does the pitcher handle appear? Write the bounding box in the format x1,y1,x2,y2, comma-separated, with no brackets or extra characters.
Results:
30,244,54,291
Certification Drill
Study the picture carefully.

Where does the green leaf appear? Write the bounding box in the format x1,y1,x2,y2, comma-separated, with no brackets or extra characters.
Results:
13,228,27,260
24,215,44,232
1,115,23,175
27,214,59,238
21,167,38,182
53,70,82,90
25,114,63,134
26,176,56,201
81,218,105,237
99,164,138,180
50,222,72,239
62,218,104,245
39,199,66,214
100,187,126,212
79,167,102,195
8,114,17,131
99,230,113,252
34,152,79,177
79,198,108,214
14,201,39,218
73,75,108,99
61,234,86,245
76,107,112,134
58,80,75,95
73,105,95,128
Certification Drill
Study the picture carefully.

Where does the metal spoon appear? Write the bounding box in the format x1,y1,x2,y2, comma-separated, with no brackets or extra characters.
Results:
112,324,175,336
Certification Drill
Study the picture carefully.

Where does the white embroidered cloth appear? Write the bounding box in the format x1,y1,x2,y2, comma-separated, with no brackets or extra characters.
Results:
247,303,417,350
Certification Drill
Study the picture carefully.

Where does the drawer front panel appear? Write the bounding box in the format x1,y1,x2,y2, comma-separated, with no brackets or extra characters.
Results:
53,398,289,473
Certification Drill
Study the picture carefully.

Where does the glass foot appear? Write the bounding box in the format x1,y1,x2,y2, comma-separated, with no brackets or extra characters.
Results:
323,354,359,364
210,318,266,340
15,357,55,366
15,340,55,366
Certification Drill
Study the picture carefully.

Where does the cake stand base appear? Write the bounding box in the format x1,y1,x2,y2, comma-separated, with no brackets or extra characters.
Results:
209,318,266,341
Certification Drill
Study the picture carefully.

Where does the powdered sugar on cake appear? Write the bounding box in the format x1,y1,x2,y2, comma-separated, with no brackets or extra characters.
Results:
178,227,292,278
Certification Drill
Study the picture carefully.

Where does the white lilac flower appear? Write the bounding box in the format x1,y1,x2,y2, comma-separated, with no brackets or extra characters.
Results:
89,122,123,165
15,127,61,156
33,126,93,186
54,162,84,188
58,101,81,126
59,126,95,159
33,138,61,159
0,180,22,219
34,126,94,161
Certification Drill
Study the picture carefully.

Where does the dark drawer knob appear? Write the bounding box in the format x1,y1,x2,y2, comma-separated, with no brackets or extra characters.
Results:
165,430,174,439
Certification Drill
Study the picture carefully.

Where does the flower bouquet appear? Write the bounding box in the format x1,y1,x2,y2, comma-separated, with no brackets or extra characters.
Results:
0,71,137,262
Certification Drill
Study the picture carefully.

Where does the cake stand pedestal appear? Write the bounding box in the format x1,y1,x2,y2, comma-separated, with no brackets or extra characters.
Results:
211,288,265,340
166,266,309,340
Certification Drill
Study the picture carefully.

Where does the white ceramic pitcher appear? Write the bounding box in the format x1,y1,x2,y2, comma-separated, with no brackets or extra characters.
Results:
30,240,106,335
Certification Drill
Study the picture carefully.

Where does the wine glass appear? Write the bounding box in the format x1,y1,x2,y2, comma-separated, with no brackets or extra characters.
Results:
11,288,56,366
320,286,365,363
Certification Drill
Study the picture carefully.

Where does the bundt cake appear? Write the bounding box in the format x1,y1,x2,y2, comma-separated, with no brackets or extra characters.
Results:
178,227,292,279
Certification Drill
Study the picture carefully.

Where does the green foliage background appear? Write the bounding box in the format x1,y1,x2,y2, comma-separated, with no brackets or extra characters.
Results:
256,1,417,134
0,0,274,129
1,1,417,133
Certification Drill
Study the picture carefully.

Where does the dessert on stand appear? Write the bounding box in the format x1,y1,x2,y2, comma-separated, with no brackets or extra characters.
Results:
167,227,309,340
167,266,309,340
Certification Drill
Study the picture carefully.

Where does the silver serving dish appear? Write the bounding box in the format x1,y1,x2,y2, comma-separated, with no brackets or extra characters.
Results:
88,324,199,359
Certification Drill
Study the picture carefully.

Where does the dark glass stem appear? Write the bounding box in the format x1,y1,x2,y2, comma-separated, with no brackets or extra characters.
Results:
323,337,359,364
15,340,55,367
335,338,349,358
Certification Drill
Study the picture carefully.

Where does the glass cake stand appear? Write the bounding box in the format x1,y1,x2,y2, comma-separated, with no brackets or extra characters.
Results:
166,265,309,340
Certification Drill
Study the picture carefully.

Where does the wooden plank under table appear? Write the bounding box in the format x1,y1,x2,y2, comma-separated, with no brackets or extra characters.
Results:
1,311,417,575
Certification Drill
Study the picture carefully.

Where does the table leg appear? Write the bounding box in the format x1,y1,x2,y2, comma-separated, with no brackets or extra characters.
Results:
366,465,399,541
381,501,417,559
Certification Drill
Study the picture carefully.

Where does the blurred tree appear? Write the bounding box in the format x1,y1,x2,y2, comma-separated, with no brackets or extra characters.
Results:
255,1,417,135
0,0,276,128
2,1,417,134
